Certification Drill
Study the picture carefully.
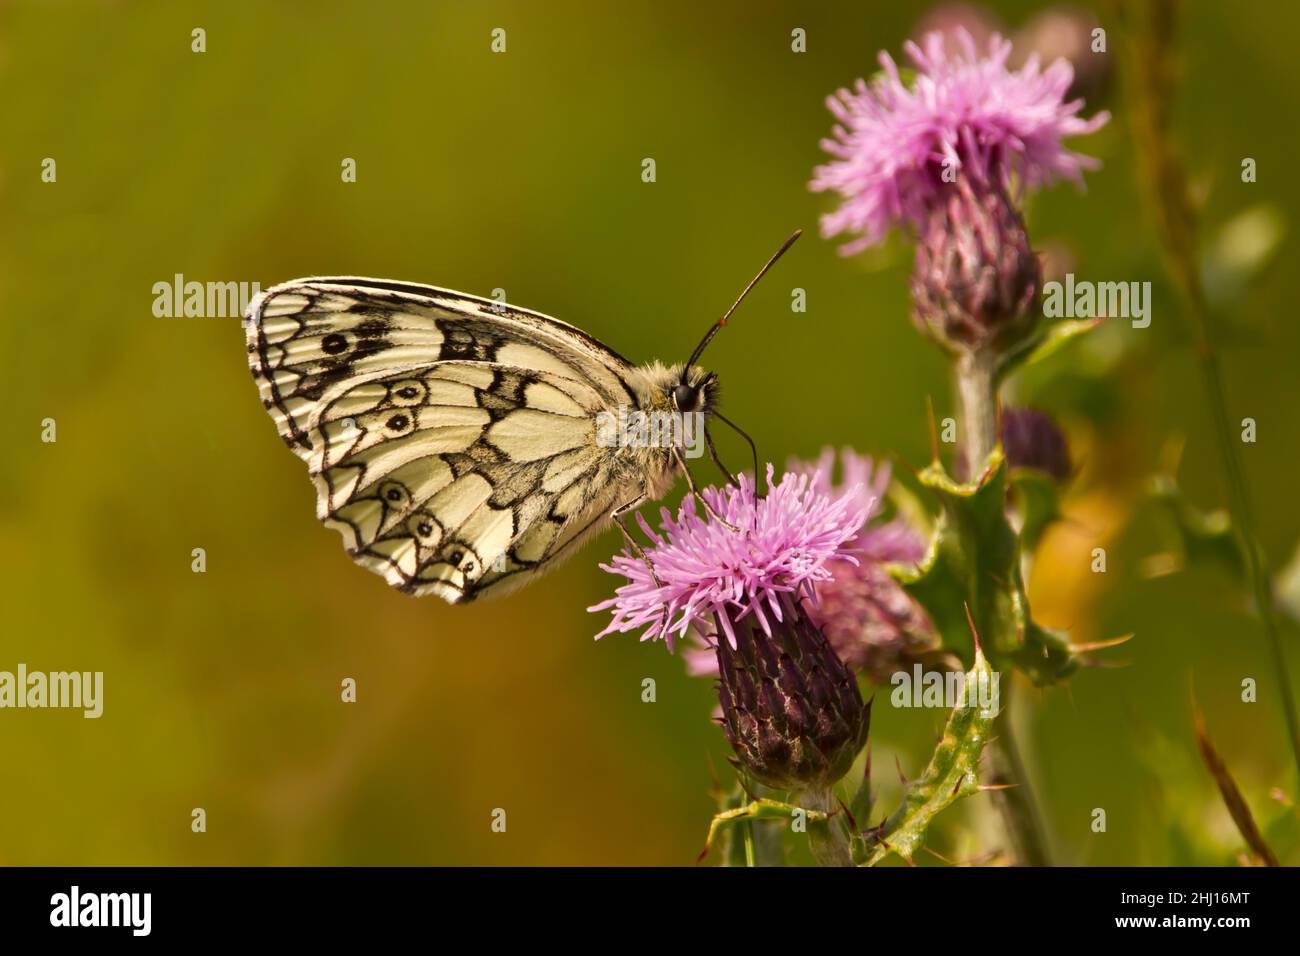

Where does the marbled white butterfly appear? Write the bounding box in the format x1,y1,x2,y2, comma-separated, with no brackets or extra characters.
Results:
244,232,799,602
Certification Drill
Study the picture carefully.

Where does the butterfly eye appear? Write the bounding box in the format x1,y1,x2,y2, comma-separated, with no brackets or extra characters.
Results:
672,384,699,412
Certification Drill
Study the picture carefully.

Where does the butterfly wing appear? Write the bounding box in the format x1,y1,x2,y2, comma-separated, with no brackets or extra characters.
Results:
305,361,634,601
246,277,642,460
246,278,652,602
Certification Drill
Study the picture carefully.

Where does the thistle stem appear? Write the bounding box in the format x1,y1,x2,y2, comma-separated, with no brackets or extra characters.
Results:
1198,349,1300,779
955,349,998,479
988,686,1052,866
1124,0,1300,781
954,351,1053,865
802,787,852,867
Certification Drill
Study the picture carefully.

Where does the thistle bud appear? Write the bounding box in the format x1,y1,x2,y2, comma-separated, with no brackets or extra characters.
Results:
1001,406,1071,481
956,406,1072,482
714,607,871,792
910,176,1042,357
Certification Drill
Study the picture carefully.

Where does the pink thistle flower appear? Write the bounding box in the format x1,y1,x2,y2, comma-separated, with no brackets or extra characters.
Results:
791,448,925,565
682,450,938,684
591,465,872,792
811,29,1110,255
792,451,937,679
589,466,866,651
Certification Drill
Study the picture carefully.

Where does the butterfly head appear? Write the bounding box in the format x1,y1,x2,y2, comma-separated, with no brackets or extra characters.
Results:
670,368,718,416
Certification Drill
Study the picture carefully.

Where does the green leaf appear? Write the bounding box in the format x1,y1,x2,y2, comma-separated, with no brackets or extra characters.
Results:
1010,467,1062,554
860,647,999,865
712,782,789,867
1201,203,1286,311
1148,474,1244,580
716,784,754,867
997,317,1101,381
1274,541,1300,628
892,449,1075,684
846,751,873,834
698,798,822,866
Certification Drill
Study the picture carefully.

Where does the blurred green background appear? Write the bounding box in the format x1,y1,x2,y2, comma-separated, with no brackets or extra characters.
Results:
1,0,1298,865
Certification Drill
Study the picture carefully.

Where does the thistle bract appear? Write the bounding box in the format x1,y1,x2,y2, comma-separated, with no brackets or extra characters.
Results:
715,602,871,791
910,175,1042,355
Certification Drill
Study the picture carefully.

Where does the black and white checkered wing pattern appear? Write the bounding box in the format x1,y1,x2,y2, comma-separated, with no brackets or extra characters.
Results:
246,278,650,601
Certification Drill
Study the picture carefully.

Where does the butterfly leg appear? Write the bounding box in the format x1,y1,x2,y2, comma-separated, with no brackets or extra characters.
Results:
673,448,741,532
610,495,673,638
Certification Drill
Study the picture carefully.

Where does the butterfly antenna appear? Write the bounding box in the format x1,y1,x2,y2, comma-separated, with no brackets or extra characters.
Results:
681,229,802,382
712,410,761,492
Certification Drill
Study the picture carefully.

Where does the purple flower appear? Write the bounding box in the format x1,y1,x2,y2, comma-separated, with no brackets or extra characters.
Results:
590,464,871,793
790,451,937,681
811,29,1109,255
791,449,925,565
590,466,866,650
680,450,937,683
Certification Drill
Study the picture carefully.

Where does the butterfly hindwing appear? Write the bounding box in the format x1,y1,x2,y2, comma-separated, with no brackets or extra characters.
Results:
303,361,624,601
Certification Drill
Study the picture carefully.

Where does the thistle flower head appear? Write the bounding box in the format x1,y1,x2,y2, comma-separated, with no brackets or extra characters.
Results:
791,448,924,563
590,466,866,650
591,466,872,791
791,450,937,681
681,450,937,685
811,28,1109,254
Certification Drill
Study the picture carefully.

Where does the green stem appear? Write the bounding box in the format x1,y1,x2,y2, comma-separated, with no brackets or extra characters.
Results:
988,686,1052,866
954,351,1053,865
1124,0,1300,782
956,349,998,480
1199,341,1300,778
802,787,852,867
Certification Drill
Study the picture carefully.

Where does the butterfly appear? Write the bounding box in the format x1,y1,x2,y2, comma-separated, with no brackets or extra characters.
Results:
244,231,799,603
